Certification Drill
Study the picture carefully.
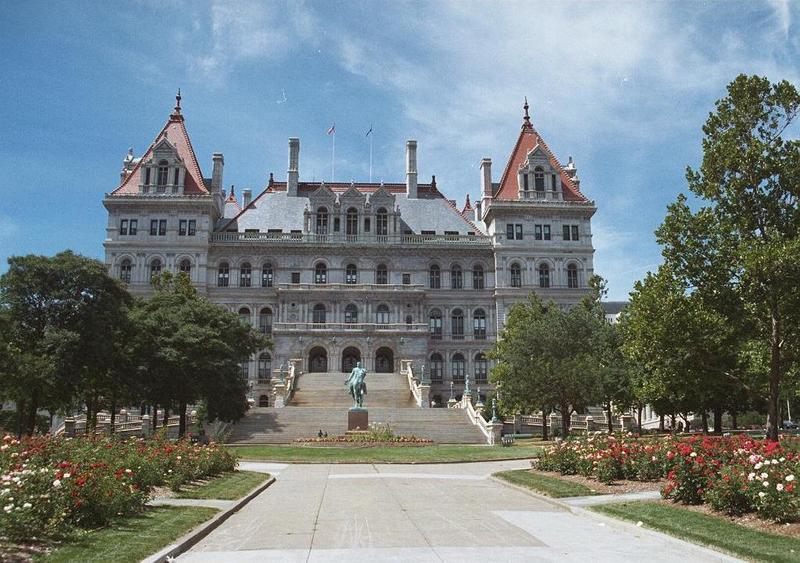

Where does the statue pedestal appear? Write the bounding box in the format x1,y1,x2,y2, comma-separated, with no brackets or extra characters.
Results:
348,408,368,432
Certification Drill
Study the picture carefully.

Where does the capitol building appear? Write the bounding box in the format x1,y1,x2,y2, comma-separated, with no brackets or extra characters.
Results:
103,95,596,408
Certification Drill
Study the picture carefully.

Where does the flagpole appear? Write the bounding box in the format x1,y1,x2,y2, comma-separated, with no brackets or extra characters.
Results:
369,129,373,183
331,128,335,182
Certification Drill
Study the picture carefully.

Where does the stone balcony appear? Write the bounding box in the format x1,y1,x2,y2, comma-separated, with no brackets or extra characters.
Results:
276,282,425,293
211,232,492,247
273,322,428,334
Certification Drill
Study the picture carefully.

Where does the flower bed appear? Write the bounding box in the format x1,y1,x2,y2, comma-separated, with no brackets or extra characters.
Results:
534,433,800,524
295,422,433,446
0,433,236,541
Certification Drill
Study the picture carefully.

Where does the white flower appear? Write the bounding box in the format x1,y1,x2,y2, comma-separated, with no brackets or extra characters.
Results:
52,479,61,488
763,481,770,487
755,462,763,470
761,473,769,479
22,502,31,509
780,457,786,462
759,491,767,498
63,473,71,479
786,475,795,482
651,456,657,462
690,452,697,458
777,484,784,491
3,504,12,513
748,473,756,481
772,459,780,465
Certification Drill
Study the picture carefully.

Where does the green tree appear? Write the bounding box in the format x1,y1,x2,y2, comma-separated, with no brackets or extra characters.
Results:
0,252,132,435
657,75,800,440
131,272,268,436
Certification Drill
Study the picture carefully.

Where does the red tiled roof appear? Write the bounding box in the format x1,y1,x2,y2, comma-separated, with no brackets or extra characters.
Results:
495,119,587,202
110,106,207,196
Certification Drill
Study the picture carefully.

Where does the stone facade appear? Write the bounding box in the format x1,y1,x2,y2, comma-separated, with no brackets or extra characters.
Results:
103,96,597,407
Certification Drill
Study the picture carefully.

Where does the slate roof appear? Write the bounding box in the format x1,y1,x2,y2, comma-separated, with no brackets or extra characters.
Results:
602,301,629,315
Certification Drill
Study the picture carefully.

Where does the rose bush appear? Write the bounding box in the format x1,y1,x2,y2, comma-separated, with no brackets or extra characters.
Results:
0,433,238,540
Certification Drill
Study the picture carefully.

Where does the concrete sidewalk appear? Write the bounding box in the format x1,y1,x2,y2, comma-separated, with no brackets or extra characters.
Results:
179,459,737,562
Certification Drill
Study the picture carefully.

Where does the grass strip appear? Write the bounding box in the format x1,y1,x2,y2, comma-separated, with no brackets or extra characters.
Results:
176,470,268,500
39,506,217,563
231,443,540,463
591,501,800,563
494,469,599,498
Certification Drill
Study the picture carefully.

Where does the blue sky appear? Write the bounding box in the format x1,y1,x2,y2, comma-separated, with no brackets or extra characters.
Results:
1,0,798,300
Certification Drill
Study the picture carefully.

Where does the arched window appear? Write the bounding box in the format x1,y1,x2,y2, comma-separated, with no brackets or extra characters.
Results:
538,263,550,288
451,264,463,289
534,166,545,191
314,262,327,284
510,262,522,287
451,309,464,339
344,304,358,324
452,353,466,382
376,207,388,236
429,309,443,339
240,359,249,380
567,264,579,289
430,353,444,382
150,258,162,282
157,160,169,190
375,263,388,285
472,265,484,290
473,309,487,340
258,353,272,383
346,207,359,236
240,262,252,287
119,259,132,283
179,258,191,275
405,314,413,326
312,304,326,325
316,207,329,235
218,262,230,287
376,304,390,326
345,264,358,284
429,264,441,289
238,307,251,326
259,307,272,335
261,263,273,287
475,353,488,382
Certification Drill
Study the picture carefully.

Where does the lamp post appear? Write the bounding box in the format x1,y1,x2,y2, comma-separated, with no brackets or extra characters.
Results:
491,398,499,423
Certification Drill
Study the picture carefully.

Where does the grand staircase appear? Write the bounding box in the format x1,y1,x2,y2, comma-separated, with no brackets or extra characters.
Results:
227,371,485,444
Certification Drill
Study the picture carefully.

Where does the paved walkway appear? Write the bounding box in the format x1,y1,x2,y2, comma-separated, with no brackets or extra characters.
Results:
179,460,737,562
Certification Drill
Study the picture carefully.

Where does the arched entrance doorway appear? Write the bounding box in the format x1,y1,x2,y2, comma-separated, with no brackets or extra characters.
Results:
375,347,394,373
258,394,270,407
341,347,361,372
308,346,328,372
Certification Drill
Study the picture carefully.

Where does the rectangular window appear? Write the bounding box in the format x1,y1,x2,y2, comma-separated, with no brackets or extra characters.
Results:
188,220,196,236
158,219,167,236
543,225,551,241
129,219,137,235
551,174,557,191
150,219,158,236
402,273,411,285
523,174,529,191
572,225,579,241
333,217,340,232
506,224,514,240
534,224,542,240
563,225,571,241
515,224,523,240
421,230,436,236
291,272,300,284
179,219,187,236
120,219,128,236
364,218,371,233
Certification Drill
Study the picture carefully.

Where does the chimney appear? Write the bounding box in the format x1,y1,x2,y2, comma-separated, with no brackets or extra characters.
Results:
475,201,482,223
211,153,224,193
243,189,252,207
480,158,492,198
406,140,418,198
287,138,299,196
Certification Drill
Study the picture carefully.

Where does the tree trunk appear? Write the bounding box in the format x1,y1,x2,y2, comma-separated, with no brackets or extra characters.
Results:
713,406,723,434
162,407,169,428
152,405,158,432
16,399,26,439
701,411,709,434
766,303,781,442
110,399,117,435
560,403,570,438
637,405,643,434
541,406,549,441
731,410,738,430
25,394,38,436
670,413,676,433
178,401,187,438
606,403,613,434
85,395,93,434
659,414,665,432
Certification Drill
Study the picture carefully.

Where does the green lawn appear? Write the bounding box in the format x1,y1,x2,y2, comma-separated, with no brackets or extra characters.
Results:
39,506,217,562
231,443,541,463
177,470,269,500
494,469,599,498
592,501,800,563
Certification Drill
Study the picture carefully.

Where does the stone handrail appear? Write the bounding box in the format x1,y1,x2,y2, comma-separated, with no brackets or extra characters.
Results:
461,397,500,445
400,360,429,408
273,322,428,333
271,359,301,408
211,232,492,247
55,410,194,437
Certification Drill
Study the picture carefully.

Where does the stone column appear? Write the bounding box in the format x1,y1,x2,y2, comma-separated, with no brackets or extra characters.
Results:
485,420,502,445
141,414,151,437
273,382,286,408
585,415,595,432
64,417,76,438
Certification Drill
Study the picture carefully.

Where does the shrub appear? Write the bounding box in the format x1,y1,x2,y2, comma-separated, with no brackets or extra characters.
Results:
748,458,800,523
705,465,752,516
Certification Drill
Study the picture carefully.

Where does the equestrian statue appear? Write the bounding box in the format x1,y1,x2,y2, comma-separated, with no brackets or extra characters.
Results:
345,362,367,409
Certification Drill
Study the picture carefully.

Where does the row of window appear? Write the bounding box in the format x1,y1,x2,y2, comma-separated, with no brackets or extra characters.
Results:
119,257,193,284
521,166,559,193
429,352,489,382
119,218,196,237
314,207,390,236
239,351,273,382
429,309,488,340
142,160,181,194
506,223,581,241
508,262,579,288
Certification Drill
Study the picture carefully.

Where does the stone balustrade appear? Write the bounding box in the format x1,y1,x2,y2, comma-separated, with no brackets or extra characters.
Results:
211,232,492,247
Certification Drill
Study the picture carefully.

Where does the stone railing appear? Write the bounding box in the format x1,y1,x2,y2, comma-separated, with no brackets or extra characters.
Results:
274,322,428,333
271,359,301,408
276,283,425,293
211,232,492,247
55,409,197,438
400,360,429,408
507,411,635,435
461,395,501,445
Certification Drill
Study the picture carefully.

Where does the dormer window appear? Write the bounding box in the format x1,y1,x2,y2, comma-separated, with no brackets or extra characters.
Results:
534,167,545,191
156,160,169,192
523,174,529,191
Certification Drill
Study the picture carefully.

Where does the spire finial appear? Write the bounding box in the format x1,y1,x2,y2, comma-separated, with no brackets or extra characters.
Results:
175,88,182,111
523,97,531,126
